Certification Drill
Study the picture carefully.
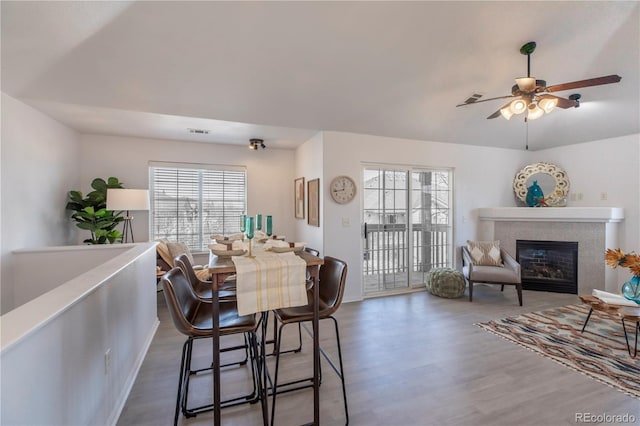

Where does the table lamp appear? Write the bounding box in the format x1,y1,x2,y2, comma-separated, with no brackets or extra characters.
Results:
106,189,150,243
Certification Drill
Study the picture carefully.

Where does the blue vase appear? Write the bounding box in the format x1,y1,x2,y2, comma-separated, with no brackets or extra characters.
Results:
621,275,640,304
526,180,544,207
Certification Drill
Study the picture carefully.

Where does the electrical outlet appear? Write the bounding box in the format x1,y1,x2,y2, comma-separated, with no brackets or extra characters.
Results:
342,217,350,227
600,192,607,201
105,348,111,375
577,193,584,201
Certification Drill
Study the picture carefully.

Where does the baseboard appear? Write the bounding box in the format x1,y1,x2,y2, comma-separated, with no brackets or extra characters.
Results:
107,317,160,426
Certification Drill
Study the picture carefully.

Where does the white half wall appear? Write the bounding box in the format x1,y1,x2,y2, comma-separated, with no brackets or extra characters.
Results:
1,93,80,314
0,243,157,426
11,244,131,311
79,134,296,245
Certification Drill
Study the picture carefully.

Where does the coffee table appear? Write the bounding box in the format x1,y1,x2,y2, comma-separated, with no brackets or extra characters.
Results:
579,294,640,358
618,307,640,357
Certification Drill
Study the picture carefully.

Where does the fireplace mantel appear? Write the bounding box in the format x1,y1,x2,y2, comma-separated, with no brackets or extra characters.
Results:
478,207,624,223
476,207,624,293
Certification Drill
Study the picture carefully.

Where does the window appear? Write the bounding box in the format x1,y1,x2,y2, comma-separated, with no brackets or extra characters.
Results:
149,162,246,251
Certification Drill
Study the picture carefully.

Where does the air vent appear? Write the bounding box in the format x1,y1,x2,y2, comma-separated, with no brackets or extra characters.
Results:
188,128,210,135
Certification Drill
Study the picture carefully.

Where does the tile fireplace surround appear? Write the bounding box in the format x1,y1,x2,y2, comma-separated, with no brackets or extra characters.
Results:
477,207,624,294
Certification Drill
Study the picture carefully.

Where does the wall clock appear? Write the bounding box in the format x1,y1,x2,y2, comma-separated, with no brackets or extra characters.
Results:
330,175,357,204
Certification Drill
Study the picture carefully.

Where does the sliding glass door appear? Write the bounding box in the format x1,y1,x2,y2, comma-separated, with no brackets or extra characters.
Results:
362,166,452,296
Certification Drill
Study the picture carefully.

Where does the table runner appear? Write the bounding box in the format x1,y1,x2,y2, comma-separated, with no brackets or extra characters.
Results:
232,251,307,315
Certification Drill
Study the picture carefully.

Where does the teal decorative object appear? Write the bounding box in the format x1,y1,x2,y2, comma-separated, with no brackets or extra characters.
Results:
621,275,640,304
526,180,544,207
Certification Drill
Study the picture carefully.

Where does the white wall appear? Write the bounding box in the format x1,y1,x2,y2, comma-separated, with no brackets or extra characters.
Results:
1,243,157,426
534,133,640,283
11,244,131,311
1,93,80,314
79,134,296,245
319,131,530,302
294,132,324,254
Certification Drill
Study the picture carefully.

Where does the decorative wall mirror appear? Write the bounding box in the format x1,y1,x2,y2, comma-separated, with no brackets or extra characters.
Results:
513,162,569,207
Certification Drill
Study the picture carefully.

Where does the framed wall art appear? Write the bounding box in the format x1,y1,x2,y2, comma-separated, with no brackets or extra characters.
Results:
308,178,320,227
294,177,305,219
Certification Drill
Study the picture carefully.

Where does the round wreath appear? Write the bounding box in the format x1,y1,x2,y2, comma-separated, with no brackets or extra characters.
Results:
513,162,569,207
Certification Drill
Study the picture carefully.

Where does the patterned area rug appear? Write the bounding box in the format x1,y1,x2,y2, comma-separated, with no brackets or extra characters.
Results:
476,304,640,399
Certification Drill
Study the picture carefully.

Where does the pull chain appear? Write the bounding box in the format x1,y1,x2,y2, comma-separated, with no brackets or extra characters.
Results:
525,117,529,150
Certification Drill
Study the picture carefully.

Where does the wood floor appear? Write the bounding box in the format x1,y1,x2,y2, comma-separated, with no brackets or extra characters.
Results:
118,286,639,426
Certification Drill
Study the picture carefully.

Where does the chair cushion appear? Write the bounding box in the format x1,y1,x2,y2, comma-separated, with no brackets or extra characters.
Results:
466,240,503,266
195,268,211,281
167,241,195,265
156,239,174,267
426,268,466,298
465,264,519,284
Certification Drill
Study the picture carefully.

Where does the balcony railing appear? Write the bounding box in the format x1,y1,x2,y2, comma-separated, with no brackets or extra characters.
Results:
363,223,451,277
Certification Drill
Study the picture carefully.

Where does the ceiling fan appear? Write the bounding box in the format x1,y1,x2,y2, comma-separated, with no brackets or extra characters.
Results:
456,41,621,120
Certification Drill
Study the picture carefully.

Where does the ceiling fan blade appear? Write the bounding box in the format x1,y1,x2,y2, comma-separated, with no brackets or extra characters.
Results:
487,101,514,119
549,95,578,109
456,95,515,107
544,75,621,93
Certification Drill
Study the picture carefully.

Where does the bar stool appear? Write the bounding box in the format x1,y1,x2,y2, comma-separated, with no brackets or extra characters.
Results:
174,253,236,300
174,253,251,365
161,268,267,425
268,247,321,356
270,256,349,425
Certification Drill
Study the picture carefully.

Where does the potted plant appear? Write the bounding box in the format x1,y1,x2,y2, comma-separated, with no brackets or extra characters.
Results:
66,177,125,244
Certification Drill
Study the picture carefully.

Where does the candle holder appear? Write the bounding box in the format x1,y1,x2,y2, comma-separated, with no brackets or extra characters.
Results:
266,215,273,237
245,216,255,258
247,239,255,258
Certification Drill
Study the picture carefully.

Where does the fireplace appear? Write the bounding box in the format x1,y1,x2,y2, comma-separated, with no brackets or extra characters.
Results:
516,240,578,294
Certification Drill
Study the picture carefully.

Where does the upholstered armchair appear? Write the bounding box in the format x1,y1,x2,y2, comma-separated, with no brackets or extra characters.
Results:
462,243,523,306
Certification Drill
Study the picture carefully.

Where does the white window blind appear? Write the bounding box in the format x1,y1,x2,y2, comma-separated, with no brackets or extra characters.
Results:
149,164,246,251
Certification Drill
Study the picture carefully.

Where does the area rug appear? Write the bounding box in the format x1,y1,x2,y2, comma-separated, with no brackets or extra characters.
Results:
476,304,640,399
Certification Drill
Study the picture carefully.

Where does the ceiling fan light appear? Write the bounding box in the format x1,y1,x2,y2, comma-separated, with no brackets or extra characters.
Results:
539,96,558,113
527,103,544,120
500,106,514,120
509,98,528,114
515,77,536,92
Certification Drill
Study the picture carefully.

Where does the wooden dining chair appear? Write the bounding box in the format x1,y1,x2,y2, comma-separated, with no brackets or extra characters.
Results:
160,268,267,425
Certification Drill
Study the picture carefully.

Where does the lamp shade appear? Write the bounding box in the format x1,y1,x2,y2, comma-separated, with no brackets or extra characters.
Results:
515,77,536,92
526,103,544,120
538,96,558,113
106,189,150,211
509,98,528,114
499,105,514,120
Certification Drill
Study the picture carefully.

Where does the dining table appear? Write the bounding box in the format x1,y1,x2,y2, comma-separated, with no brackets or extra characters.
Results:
208,248,324,425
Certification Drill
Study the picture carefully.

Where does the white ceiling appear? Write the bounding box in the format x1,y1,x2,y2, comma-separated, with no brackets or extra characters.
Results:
2,1,639,151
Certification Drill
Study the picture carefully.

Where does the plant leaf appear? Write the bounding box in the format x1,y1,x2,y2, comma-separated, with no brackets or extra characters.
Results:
107,177,123,188
91,178,107,192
